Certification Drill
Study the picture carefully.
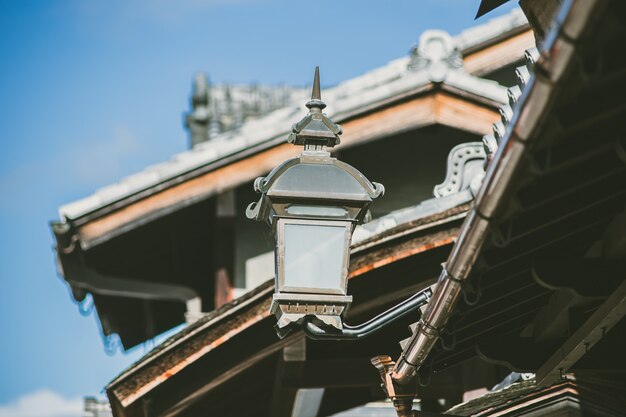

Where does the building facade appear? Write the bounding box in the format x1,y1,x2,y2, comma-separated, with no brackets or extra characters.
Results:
51,1,626,416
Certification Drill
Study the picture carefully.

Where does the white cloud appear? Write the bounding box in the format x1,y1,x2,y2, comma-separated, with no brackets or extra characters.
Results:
0,390,82,417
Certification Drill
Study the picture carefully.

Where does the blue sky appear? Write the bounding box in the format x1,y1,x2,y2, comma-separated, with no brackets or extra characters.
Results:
0,1,518,415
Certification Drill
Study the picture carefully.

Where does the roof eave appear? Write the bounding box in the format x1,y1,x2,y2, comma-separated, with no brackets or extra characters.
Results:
104,199,470,414
56,10,530,226
57,78,504,251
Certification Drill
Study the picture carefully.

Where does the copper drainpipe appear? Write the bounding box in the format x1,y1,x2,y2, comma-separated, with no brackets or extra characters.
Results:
390,0,596,386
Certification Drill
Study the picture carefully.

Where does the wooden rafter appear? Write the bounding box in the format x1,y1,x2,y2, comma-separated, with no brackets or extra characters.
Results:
463,29,535,76
536,280,626,386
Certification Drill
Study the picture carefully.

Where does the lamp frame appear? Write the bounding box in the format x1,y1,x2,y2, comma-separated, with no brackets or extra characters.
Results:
275,217,353,296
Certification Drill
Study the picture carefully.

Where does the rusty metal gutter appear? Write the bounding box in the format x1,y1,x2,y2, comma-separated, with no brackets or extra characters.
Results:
391,0,603,384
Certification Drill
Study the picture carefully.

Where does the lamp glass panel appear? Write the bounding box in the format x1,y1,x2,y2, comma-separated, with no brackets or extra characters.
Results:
283,223,347,292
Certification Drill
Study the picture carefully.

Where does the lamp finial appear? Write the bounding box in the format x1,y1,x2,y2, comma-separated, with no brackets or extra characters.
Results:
306,66,326,110
287,66,342,147
312,66,321,101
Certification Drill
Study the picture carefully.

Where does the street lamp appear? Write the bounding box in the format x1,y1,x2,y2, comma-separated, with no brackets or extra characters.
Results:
247,67,384,332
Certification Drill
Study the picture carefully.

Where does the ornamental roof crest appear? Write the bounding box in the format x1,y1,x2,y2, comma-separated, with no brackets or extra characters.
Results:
408,30,463,80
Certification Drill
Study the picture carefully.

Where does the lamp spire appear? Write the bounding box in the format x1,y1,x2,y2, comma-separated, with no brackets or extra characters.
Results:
313,66,320,99
288,66,341,148
306,66,326,110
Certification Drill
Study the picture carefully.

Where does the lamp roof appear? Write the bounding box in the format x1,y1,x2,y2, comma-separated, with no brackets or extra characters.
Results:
287,67,342,148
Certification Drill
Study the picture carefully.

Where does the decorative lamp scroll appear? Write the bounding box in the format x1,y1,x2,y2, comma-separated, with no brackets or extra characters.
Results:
434,142,486,198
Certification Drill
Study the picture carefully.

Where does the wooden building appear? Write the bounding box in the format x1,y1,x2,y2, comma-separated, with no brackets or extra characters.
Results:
51,1,626,416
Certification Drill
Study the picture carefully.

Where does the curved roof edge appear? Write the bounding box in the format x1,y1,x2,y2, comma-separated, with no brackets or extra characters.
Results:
58,9,527,224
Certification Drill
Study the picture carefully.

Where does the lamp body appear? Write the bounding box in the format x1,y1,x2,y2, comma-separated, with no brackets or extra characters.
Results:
277,218,351,295
246,67,383,331
247,149,383,330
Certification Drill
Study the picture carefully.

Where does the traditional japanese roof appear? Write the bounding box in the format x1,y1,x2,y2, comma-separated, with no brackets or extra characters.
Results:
392,0,626,391
56,9,531,250
106,0,626,415
106,198,470,417
447,376,626,416
49,8,536,354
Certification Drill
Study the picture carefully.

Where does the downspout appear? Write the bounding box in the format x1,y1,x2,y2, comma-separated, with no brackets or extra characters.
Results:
392,210,490,383
52,222,205,329
62,255,205,325
391,0,589,384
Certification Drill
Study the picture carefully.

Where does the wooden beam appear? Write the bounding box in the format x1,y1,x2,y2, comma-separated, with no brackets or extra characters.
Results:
463,29,535,76
434,92,500,135
290,389,325,417
159,334,297,417
107,207,469,414
476,338,560,371
78,143,300,249
108,284,274,408
532,258,617,298
77,92,499,248
270,338,307,417
281,359,380,389
536,280,626,386
349,227,459,278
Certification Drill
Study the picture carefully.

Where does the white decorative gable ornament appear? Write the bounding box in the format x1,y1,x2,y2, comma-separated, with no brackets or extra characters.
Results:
408,30,463,81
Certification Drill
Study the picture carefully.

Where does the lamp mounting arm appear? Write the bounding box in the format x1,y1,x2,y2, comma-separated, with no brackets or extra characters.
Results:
301,288,432,340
